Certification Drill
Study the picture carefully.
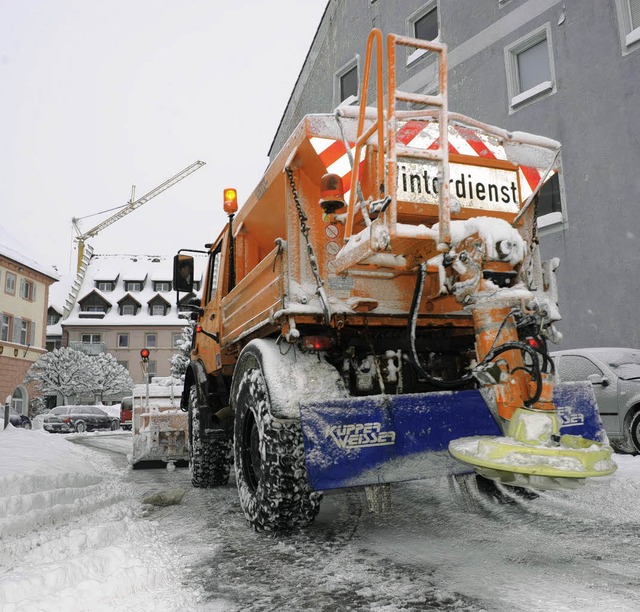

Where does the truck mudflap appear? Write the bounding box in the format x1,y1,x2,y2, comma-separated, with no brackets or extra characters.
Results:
299,381,612,491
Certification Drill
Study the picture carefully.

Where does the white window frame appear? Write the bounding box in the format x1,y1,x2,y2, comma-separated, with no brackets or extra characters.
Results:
504,23,556,113
535,155,567,236
154,281,171,292
1,314,11,341
406,1,439,66
97,281,114,292
121,304,136,316
151,304,166,316
172,333,182,348
125,281,143,292
145,333,157,348
118,333,129,348
146,360,157,383
5,272,16,295
614,0,640,54
19,278,34,301
81,333,101,344
334,56,360,109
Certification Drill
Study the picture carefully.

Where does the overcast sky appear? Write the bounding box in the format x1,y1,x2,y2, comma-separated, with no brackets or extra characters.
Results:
0,0,327,275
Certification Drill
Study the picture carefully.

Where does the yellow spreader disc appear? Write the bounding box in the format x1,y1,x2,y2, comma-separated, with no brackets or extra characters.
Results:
449,434,617,480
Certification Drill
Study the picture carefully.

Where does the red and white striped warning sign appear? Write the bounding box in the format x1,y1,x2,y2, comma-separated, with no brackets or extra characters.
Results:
310,120,550,204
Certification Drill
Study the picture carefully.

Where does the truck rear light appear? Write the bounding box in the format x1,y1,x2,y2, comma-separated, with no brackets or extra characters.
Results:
319,173,346,213
301,335,335,351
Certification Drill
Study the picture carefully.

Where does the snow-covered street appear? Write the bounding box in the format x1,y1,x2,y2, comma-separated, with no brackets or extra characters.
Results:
2,425,640,611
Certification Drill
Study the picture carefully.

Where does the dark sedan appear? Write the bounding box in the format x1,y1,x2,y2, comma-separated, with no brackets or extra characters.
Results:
2,408,32,429
43,405,120,433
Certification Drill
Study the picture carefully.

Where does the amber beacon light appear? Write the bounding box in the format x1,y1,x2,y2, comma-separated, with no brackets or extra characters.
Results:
223,188,238,214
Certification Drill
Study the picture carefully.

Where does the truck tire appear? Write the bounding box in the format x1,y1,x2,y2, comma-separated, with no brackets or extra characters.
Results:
189,386,233,488
233,353,321,532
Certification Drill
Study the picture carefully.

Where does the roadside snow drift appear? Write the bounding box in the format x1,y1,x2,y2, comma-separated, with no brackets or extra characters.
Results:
0,426,198,611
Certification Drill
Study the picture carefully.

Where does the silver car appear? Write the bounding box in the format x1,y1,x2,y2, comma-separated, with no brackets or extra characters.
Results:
551,347,640,453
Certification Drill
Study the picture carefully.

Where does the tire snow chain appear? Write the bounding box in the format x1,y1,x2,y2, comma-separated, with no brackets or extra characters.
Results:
285,166,331,325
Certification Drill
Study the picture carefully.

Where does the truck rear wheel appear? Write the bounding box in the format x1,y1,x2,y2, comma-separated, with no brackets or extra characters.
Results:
189,386,232,488
233,353,321,532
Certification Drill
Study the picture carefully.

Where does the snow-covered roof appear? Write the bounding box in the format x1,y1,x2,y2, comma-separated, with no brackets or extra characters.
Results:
63,253,205,328
0,224,59,281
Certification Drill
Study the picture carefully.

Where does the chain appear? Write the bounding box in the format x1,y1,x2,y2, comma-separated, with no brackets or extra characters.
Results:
285,167,330,324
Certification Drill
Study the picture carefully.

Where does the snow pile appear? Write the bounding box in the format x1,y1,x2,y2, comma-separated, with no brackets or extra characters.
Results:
0,426,199,611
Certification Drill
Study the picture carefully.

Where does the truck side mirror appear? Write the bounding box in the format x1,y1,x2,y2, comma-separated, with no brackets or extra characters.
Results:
173,254,194,293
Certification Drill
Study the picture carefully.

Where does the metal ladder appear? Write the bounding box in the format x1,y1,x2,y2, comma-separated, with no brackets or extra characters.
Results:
335,29,452,273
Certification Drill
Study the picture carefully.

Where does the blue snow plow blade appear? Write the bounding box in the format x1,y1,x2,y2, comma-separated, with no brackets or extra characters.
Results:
299,382,607,491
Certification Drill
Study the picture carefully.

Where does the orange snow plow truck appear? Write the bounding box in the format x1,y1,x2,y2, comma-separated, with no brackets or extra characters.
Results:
174,30,615,532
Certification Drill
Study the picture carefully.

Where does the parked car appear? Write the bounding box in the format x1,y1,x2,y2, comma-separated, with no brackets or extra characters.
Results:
1,408,32,429
43,405,120,434
551,347,640,453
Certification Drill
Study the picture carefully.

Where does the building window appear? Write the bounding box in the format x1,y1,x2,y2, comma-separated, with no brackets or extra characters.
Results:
19,320,29,345
19,278,35,301
614,0,640,54
117,360,129,370
81,333,102,344
145,333,157,348
97,281,114,292
536,172,566,233
85,305,106,313
47,312,60,326
154,281,171,292
118,333,129,348
125,281,143,292
11,386,26,414
151,304,166,316
121,304,137,316
407,2,439,65
146,360,157,383
172,333,182,348
414,6,438,41
505,24,556,111
5,272,16,295
334,58,359,108
1,314,11,341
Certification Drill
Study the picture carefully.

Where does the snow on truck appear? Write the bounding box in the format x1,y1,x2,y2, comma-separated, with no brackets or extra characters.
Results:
173,31,616,531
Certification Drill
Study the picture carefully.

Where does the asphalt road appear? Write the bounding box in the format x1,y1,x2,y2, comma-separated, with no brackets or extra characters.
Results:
73,432,640,612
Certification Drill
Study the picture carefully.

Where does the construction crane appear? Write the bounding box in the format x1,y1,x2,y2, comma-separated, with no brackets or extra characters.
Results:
72,160,206,271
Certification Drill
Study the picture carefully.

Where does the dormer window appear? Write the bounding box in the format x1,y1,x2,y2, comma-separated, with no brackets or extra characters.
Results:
97,281,115,292
78,291,111,318
154,281,171,292
118,293,141,316
125,281,143,292
47,308,62,326
148,294,171,316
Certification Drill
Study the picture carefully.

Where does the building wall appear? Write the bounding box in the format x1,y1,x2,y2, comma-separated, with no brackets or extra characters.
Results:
0,256,55,411
64,325,182,386
270,0,640,349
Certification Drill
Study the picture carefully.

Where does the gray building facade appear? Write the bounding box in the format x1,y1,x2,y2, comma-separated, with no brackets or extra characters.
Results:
270,0,640,349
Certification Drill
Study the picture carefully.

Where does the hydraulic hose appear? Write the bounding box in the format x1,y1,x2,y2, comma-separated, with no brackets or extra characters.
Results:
407,263,474,390
406,263,552,402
